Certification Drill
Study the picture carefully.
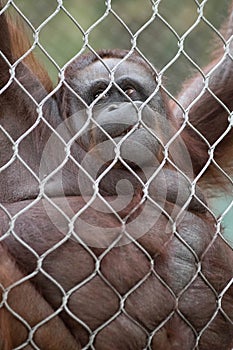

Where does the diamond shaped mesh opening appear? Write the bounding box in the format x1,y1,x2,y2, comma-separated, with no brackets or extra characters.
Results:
0,1,232,349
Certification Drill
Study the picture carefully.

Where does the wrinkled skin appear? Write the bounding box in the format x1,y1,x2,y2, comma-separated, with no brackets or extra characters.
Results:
0,2,233,350
1,193,233,349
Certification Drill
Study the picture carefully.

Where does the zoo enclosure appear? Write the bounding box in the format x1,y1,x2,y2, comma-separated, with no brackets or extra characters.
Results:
0,1,233,349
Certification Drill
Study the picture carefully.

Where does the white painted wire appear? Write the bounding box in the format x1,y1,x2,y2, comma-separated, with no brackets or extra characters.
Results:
0,1,232,349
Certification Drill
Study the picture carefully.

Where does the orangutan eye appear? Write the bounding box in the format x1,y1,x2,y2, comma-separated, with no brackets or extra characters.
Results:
124,87,136,97
94,89,109,99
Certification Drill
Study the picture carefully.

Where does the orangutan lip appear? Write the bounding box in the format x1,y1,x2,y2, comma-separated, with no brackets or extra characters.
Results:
118,124,143,137
120,126,133,137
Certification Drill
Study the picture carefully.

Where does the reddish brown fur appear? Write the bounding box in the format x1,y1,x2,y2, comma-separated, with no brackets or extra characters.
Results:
7,12,52,92
0,198,232,349
0,1,233,349
0,245,79,349
171,3,233,179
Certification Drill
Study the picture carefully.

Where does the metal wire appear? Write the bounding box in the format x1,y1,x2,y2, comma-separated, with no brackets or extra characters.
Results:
0,1,232,349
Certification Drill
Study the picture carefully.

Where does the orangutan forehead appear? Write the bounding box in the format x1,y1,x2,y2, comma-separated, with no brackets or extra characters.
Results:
76,58,155,86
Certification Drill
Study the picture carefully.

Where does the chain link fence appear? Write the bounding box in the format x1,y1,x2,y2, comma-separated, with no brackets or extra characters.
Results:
0,1,233,349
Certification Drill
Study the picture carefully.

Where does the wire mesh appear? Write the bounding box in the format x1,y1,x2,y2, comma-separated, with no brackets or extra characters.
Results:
0,1,233,349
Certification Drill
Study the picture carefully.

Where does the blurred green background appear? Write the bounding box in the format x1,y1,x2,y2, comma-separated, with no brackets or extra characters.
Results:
10,0,233,245
13,0,232,93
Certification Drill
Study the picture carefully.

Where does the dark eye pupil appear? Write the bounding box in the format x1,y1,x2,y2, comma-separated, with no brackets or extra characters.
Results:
94,90,108,99
94,87,135,100
125,88,135,96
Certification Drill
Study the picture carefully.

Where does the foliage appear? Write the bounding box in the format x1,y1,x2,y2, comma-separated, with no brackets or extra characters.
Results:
15,0,231,93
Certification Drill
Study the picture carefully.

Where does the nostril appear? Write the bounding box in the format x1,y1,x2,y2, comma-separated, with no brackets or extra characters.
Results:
108,105,118,112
